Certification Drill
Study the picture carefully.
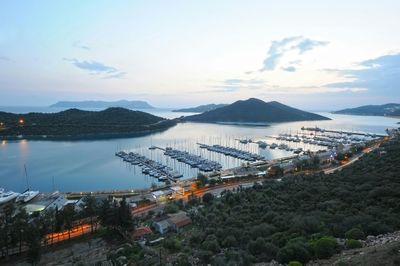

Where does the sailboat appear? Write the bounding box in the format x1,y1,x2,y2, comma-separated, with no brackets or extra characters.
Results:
15,165,39,203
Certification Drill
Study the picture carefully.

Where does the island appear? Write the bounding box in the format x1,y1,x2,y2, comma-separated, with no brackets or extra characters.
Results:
0,107,176,140
50,100,154,109
173,104,228,113
183,98,330,123
333,103,400,116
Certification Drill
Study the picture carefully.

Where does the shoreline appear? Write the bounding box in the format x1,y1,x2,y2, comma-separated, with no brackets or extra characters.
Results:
0,123,177,141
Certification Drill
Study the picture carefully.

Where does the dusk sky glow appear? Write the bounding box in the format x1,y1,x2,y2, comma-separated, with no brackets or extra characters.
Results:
1,0,399,109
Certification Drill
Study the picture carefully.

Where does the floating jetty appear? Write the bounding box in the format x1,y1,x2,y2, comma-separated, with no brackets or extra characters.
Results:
115,151,183,182
301,126,386,137
197,143,263,161
163,147,222,172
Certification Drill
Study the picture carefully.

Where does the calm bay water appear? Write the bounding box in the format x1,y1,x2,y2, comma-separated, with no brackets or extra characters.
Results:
0,107,398,192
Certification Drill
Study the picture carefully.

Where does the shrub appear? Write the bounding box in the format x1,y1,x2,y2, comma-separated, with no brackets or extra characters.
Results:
345,228,365,240
345,239,362,249
313,236,337,259
202,193,214,205
277,241,311,264
288,261,303,266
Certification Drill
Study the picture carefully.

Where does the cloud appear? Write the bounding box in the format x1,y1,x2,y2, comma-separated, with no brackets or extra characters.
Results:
296,39,328,54
0,56,10,61
209,79,266,93
281,66,296,72
64,58,126,79
73,41,90,50
259,36,328,72
326,53,400,96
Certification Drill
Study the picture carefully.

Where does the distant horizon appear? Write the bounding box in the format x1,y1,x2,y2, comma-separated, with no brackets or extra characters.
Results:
0,97,399,113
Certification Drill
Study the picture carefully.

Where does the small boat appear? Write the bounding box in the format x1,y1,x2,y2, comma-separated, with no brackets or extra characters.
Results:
0,190,20,205
16,190,39,203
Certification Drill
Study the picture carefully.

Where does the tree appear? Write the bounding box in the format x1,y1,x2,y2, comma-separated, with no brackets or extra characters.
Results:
197,173,209,187
202,193,214,205
345,239,362,249
313,237,337,259
277,241,311,264
81,195,98,233
62,205,76,240
345,228,365,240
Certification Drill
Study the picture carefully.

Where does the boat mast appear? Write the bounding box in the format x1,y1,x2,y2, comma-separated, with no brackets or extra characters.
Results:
24,164,30,190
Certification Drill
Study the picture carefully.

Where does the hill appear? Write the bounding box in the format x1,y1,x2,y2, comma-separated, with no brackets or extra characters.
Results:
172,104,228,113
180,135,400,265
333,103,400,116
0,107,175,139
50,100,154,109
183,98,330,123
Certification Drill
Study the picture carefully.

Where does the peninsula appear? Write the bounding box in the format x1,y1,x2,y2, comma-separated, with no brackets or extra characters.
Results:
50,100,154,109
183,98,330,123
0,107,176,140
333,103,400,116
173,103,228,113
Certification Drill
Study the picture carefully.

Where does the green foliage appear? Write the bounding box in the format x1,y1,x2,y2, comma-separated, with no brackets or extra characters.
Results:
202,192,214,205
288,261,303,266
0,107,176,138
277,241,311,263
197,173,209,187
312,236,337,259
163,237,182,252
345,239,362,249
164,203,179,214
345,228,365,240
186,136,400,264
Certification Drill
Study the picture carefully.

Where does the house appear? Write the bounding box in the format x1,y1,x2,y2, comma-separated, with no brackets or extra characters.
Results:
132,226,153,239
153,219,170,234
167,211,192,232
152,211,192,234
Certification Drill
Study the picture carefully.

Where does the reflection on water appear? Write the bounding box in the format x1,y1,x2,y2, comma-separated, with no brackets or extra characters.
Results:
0,112,398,192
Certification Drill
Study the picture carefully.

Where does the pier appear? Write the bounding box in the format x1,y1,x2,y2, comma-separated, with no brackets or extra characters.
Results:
197,143,264,161
301,126,386,137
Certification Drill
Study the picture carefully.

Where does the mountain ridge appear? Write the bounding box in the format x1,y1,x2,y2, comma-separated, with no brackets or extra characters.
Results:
0,107,175,140
183,98,330,123
172,103,228,113
50,100,154,109
333,103,400,116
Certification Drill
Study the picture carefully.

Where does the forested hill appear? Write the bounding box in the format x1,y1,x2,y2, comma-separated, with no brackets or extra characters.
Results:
187,135,400,265
0,107,176,139
172,104,228,113
50,100,154,109
333,103,400,116
183,98,330,123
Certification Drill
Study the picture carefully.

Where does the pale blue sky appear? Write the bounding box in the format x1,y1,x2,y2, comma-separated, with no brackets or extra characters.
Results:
1,0,399,109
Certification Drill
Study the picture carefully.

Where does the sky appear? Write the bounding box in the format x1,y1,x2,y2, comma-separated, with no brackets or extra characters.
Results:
0,0,400,110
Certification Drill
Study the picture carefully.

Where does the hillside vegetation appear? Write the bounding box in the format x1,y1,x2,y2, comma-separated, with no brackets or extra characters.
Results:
333,103,400,116
183,136,400,265
184,98,330,123
0,107,176,139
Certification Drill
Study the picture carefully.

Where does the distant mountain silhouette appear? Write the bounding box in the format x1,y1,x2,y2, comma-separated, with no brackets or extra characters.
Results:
183,98,330,123
333,103,400,116
50,100,154,109
0,107,175,139
173,104,228,113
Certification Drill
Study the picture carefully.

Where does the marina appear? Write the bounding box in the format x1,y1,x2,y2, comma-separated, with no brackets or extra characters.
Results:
1,111,398,192
197,143,264,161
115,151,183,183
163,147,222,172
